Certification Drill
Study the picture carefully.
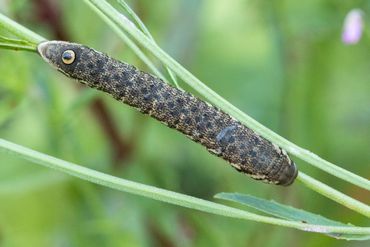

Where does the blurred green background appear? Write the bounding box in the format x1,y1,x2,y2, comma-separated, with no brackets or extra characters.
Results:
0,0,369,246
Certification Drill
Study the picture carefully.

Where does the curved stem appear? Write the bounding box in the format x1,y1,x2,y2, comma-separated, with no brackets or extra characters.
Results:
297,172,370,217
0,138,369,236
117,0,181,88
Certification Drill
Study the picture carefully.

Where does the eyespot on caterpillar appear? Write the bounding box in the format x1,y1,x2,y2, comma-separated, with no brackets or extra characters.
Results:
37,41,298,186
61,50,75,64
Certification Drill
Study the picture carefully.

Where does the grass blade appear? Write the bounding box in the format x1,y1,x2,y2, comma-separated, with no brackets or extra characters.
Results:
215,193,370,240
0,12,44,44
0,138,369,237
116,0,181,88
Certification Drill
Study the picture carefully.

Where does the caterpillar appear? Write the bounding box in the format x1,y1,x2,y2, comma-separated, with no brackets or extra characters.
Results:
37,41,298,186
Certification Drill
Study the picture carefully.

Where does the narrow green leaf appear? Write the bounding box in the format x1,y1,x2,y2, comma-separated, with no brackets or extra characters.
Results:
0,35,36,51
0,12,45,43
0,42,36,52
1,138,369,237
215,193,370,240
0,35,33,45
116,0,181,88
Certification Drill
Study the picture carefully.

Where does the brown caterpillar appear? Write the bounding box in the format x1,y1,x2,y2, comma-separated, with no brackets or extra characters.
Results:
37,41,298,186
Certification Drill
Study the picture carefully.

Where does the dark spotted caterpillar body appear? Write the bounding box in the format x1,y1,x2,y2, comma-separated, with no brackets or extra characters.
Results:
37,41,298,186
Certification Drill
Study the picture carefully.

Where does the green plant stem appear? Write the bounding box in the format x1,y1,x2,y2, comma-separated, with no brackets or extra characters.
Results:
0,138,368,235
0,43,36,52
83,0,370,192
87,7,167,82
1,6,368,218
117,0,181,88
0,12,44,44
297,173,370,217
117,0,154,40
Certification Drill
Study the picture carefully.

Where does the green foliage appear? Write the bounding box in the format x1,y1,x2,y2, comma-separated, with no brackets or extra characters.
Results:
0,0,369,246
1,139,369,240
215,193,369,240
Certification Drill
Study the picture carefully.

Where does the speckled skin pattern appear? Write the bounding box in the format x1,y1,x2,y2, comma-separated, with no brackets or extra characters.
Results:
38,41,298,185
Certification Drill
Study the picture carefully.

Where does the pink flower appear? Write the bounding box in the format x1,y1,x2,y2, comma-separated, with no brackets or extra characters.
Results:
342,9,364,45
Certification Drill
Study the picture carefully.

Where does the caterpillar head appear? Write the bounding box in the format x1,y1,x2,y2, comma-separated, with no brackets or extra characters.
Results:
38,41,85,78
